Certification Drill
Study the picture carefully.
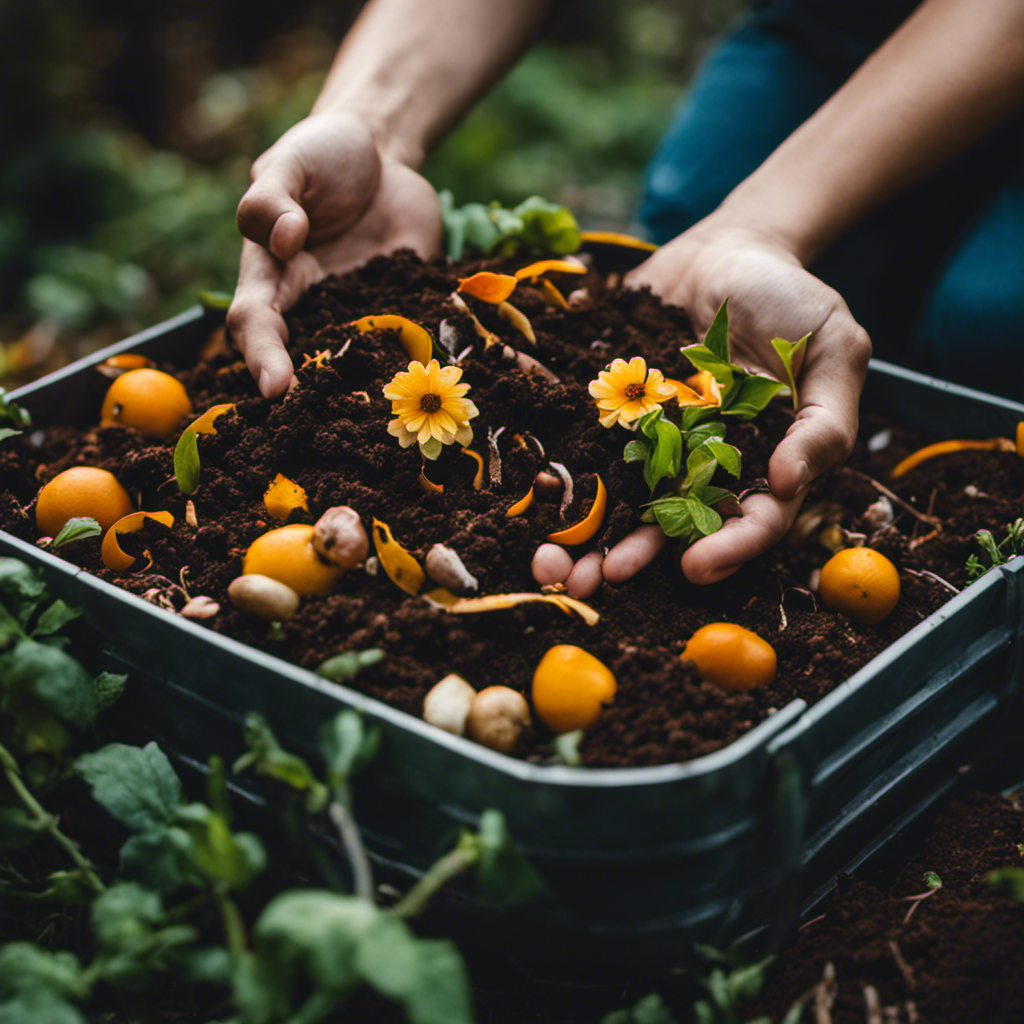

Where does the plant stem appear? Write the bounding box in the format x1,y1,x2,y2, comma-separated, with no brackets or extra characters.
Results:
215,886,248,965
390,846,477,919
328,800,375,903
0,742,104,894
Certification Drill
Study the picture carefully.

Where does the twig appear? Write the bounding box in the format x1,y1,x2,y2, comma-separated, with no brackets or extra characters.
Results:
862,984,882,1024
778,580,788,632
328,800,375,904
0,743,104,894
888,938,916,990
903,568,959,594
390,846,477,919
840,468,942,528
799,912,827,932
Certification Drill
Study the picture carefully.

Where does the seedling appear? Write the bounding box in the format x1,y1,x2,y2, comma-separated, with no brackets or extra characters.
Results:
770,333,810,411
965,518,1024,583
0,387,31,442
899,870,942,923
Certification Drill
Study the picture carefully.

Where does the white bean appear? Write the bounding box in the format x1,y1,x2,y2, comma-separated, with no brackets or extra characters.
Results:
228,574,300,621
423,673,476,736
602,526,666,584
531,543,574,586
565,551,604,599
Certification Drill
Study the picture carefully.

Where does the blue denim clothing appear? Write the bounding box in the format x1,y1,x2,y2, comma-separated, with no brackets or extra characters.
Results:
638,7,1024,396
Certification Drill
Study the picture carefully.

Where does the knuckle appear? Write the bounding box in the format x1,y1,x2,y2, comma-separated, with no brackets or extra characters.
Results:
848,325,873,370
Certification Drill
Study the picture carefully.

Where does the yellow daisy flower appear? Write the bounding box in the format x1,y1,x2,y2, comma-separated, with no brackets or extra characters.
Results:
383,359,479,450
588,356,678,429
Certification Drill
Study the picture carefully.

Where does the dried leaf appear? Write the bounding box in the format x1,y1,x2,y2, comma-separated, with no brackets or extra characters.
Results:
371,518,425,596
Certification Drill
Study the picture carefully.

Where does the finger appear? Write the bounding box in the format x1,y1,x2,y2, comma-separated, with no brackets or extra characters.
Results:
531,543,573,586
602,525,666,583
565,551,604,599
681,491,803,584
237,156,310,260
227,242,296,398
769,311,871,500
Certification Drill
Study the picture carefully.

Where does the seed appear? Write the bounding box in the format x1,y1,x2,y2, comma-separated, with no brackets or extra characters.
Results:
180,596,220,620
424,544,478,595
312,506,369,569
228,574,300,621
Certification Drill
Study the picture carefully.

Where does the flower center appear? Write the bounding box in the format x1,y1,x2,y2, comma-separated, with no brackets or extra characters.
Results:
624,381,646,402
419,393,443,414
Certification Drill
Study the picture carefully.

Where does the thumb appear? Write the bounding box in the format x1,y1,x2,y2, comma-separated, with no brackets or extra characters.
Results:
236,153,310,261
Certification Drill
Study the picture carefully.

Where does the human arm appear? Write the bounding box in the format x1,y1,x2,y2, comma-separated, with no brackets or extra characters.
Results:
229,0,551,396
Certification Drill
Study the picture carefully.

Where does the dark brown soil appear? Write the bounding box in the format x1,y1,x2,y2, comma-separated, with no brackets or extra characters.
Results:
750,788,1024,1024
3,249,1023,768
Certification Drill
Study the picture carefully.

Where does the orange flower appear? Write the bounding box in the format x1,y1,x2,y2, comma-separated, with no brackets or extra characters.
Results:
588,357,677,429
383,359,479,450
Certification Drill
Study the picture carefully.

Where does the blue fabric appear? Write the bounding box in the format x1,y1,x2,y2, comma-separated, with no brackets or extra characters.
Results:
638,13,1024,397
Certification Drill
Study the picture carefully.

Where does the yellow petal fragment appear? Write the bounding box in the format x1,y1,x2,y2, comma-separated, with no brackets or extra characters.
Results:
423,587,460,609
461,447,486,490
190,403,236,436
547,476,607,546
372,518,425,596
505,487,535,517
890,437,1015,480
101,511,175,572
537,279,569,310
263,473,309,521
350,315,434,365
419,468,444,495
497,302,536,345
447,592,599,625
513,259,587,281
457,272,518,304
579,230,658,252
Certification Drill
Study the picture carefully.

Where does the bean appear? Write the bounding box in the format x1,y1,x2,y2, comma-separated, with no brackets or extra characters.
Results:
228,574,300,621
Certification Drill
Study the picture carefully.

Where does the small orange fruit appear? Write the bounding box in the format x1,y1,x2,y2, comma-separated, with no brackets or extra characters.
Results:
819,547,901,625
532,644,616,734
243,524,343,597
681,623,776,692
35,467,134,538
100,368,192,439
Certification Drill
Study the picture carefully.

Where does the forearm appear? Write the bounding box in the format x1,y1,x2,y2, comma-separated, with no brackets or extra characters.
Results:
718,0,1024,263
311,0,551,168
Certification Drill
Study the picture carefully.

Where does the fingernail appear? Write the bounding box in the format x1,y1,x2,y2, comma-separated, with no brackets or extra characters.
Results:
258,369,272,397
795,460,810,491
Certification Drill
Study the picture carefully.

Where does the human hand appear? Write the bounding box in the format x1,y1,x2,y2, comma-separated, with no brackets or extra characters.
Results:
539,214,871,592
227,112,442,397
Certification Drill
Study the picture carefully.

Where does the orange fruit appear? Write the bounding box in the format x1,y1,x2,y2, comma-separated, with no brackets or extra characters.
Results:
35,467,134,538
532,644,616,734
681,623,776,692
819,547,901,625
101,510,175,571
100,368,192,439
243,524,343,597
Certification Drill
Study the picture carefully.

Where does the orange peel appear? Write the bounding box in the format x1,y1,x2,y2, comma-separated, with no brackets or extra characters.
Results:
419,468,444,495
446,592,599,626
456,272,518,304
579,230,658,252
101,511,174,572
97,353,154,378
372,518,425,596
513,260,587,282
461,448,486,490
263,474,309,521
349,315,433,366
890,437,1015,480
547,475,606,546
1017,422,1024,458
190,403,236,435
506,487,535,517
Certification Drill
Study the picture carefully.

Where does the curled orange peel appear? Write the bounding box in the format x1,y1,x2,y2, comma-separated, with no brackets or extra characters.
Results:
101,511,174,572
423,587,460,608
372,518,425,596
890,437,1016,480
350,315,433,365
1016,422,1024,458
456,272,518,304
189,403,235,435
446,592,599,626
579,230,658,252
461,448,486,490
263,474,308,521
505,487,534,517
547,475,606,546
513,260,587,282
97,353,154,378
419,468,444,495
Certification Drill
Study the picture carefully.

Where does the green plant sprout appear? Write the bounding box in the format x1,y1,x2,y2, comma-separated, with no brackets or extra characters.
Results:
0,388,31,444
770,334,810,411
439,191,581,259
51,517,102,549
965,518,1024,582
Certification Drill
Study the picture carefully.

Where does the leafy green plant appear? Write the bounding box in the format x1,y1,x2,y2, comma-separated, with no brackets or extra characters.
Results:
769,334,809,412
439,191,581,260
989,866,1024,902
0,388,31,443
51,517,101,549
965,518,1024,582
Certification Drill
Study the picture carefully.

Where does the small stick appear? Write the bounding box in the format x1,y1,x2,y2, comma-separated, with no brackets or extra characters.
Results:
799,912,827,932
900,887,937,925
487,426,505,487
904,568,959,594
888,938,916,990
862,984,883,1024
840,468,942,528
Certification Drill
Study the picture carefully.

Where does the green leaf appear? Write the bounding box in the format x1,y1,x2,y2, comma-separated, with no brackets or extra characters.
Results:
693,485,737,508
316,648,385,683
680,344,734,394
704,440,742,477
234,713,328,811
553,730,584,766
648,418,683,491
0,806,39,850
0,992,86,1024
419,436,443,461
470,809,545,907
770,333,809,410
0,639,97,727
0,389,32,429
923,870,943,890
647,497,693,538
198,289,233,310
682,446,719,496
0,944,87,1003
681,404,721,432
684,498,723,538
623,439,649,463
721,374,786,419
170,804,266,889
119,828,188,894
93,671,127,709
0,559,45,604
173,427,200,495
51,518,101,549
319,710,382,791
440,192,580,259
38,870,94,905
506,195,582,256
726,956,773,1002
703,299,731,362
0,428,22,443
91,882,162,952
989,867,1024,902
685,421,726,452
76,742,182,831
31,600,80,637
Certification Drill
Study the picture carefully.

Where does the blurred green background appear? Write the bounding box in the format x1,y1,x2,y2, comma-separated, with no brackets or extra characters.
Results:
0,0,742,385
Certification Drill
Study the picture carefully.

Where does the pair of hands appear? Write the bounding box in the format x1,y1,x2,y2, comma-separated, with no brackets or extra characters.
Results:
228,112,871,586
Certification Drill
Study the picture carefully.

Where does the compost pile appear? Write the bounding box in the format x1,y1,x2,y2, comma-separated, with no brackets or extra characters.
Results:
2,249,1022,768
750,788,1024,1023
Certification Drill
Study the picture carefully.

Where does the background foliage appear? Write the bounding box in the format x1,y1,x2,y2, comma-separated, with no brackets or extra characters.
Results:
0,0,742,384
